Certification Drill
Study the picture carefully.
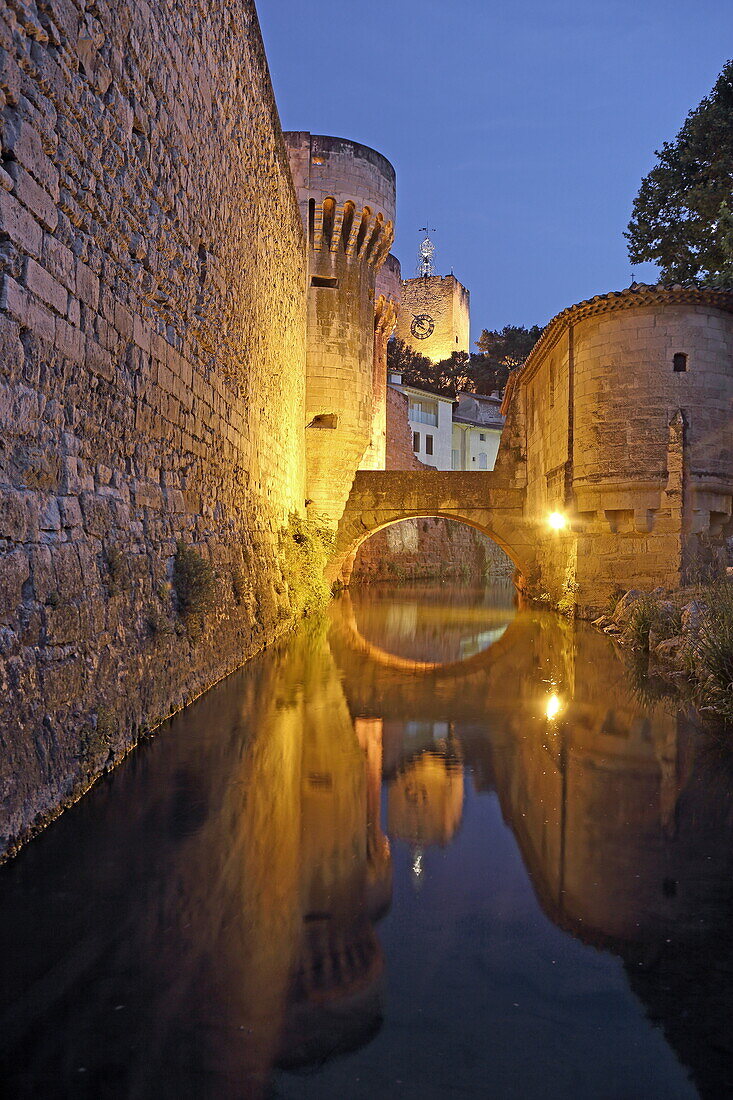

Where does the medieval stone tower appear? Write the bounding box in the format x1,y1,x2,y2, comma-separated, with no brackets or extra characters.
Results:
395,272,470,364
284,133,397,526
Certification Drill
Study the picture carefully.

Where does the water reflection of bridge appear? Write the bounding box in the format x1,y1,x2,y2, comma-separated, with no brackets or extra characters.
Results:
1,594,733,1097
328,593,733,1096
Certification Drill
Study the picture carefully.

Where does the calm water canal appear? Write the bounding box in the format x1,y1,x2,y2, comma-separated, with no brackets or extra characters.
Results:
2,581,733,1099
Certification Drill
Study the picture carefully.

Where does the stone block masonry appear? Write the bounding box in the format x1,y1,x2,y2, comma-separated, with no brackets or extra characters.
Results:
284,132,395,528
395,274,470,364
500,284,733,612
0,0,308,857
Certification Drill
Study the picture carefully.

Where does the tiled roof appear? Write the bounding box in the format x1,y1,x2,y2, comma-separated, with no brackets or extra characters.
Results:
501,282,733,414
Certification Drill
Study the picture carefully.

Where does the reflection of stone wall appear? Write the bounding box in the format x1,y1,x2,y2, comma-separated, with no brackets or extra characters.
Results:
0,0,308,856
0,634,307,1095
352,518,513,583
388,752,464,847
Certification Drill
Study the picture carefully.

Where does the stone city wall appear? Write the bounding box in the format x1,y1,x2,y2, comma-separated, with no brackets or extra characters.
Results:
0,0,308,856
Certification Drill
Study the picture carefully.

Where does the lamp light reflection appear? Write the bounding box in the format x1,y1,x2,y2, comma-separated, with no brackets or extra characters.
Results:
546,693,563,721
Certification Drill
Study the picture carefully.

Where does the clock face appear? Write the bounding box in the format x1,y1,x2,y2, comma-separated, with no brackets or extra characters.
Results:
411,314,435,340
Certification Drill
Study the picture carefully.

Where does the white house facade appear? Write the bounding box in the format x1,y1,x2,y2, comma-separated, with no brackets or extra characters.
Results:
451,392,504,471
388,378,454,469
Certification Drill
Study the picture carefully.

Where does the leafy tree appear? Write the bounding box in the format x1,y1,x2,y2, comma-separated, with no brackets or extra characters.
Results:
387,340,466,395
386,337,432,379
387,325,542,399
473,325,543,394
475,324,544,367
469,354,512,396
705,200,733,288
625,60,733,284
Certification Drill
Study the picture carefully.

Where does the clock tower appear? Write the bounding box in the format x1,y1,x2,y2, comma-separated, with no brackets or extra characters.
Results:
394,231,470,364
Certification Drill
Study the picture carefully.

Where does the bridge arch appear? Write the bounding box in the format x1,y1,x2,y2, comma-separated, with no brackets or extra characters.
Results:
329,590,523,677
326,471,538,587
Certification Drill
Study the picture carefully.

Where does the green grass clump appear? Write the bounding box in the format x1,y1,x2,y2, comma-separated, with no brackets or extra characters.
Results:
173,542,219,619
280,513,333,617
692,580,733,718
625,595,682,653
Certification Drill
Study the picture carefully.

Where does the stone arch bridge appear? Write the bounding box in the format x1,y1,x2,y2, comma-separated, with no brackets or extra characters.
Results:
327,471,536,587
326,286,733,614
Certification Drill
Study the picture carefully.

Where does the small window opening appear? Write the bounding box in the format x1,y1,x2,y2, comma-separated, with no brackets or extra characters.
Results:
413,431,420,452
308,771,333,789
310,275,339,289
673,353,688,373
479,432,486,441
308,414,338,429
425,435,434,455
456,336,459,344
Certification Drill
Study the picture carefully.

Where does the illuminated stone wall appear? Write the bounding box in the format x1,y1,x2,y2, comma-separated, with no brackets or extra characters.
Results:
360,253,402,472
284,132,395,526
500,285,733,612
0,0,308,856
394,274,470,363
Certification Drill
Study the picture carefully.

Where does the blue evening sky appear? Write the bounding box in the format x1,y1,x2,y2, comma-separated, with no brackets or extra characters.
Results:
258,1,733,343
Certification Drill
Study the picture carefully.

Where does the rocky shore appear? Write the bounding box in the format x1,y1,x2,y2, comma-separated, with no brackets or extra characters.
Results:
592,580,733,722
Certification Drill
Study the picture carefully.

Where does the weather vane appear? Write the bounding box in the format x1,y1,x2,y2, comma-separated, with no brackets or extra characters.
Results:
417,225,436,277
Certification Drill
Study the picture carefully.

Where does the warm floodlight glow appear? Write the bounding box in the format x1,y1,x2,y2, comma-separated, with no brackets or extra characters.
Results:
546,693,563,721
548,511,567,530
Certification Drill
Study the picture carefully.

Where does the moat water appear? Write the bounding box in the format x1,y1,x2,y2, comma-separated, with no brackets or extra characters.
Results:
2,581,733,1099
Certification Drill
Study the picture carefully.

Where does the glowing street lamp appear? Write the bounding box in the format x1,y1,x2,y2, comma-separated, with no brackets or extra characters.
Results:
548,511,567,531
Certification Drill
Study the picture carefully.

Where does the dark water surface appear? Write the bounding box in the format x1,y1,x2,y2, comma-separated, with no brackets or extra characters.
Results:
2,582,733,1099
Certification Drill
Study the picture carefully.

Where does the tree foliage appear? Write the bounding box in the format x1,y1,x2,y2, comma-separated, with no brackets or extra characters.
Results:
387,324,542,398
386,337,433,380
475,324,544,368
625,60,733,284
473,325,544,394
